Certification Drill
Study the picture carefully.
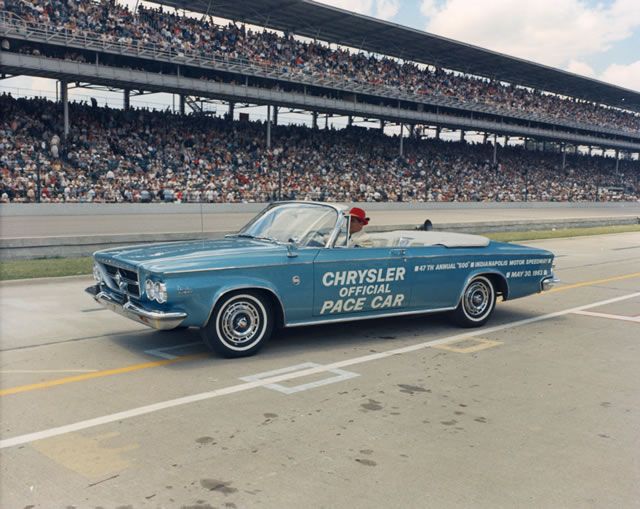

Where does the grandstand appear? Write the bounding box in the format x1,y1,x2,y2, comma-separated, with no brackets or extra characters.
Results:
0,0,639,203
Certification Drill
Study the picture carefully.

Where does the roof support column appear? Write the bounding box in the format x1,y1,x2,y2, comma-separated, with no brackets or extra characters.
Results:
504,135,509,145
615,149,620,175
483,132,488,144
124,88,130,110
435,126,441,140
460,130,465,143
348,115,353,126
380,119,385,132
312,112,318,129
60,80,69,138
266,105,272,150
399,123,404,157
325,114,330,130
227,101,235,121
562,143,566,169
588,145,592,156
179,94,185,116
272,106,278,126
493,134,497,165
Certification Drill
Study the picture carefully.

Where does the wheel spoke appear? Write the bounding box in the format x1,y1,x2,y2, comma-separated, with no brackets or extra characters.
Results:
220,301,261,346
464,281,490,318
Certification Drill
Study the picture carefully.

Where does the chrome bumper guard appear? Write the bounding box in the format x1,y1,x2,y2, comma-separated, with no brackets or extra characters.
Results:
541,276,559,292
85,285,186,330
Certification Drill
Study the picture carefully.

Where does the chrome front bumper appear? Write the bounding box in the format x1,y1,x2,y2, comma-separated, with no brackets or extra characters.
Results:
541,275,559,291
86,285,187,330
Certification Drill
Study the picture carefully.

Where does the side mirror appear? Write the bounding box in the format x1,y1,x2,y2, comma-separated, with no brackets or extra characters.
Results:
286,241,298,258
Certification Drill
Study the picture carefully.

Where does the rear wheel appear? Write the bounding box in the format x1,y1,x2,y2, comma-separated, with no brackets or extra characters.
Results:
450,276,496,327
201,291,273,358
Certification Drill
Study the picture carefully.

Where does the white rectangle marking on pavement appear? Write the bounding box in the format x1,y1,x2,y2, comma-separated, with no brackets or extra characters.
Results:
240,362,360,394
1,291,639,450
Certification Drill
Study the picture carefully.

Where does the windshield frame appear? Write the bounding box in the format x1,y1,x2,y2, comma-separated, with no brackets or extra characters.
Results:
232,201,345,249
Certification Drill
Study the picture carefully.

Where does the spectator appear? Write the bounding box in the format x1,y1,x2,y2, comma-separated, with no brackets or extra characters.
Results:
0,94,637,204
3,0,639,133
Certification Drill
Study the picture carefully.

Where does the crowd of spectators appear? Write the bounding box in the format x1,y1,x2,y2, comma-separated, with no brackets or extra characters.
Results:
3,0,640,133
1,94,637,204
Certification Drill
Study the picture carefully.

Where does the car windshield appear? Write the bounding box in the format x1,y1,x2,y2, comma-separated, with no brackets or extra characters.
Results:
236,203,339,247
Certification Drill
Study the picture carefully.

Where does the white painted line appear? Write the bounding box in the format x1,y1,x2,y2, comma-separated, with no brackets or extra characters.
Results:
144,341,203,360
1,291,638,450
240,362,360,394
0,370,99,374
573,310,640,323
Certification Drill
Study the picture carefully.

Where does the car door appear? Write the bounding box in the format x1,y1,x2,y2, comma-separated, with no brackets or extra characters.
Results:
312,246,411,318
405,245,470,310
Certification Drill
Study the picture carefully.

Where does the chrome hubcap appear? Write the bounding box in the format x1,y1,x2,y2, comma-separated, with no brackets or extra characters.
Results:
464,281,490,317
221,302,261,345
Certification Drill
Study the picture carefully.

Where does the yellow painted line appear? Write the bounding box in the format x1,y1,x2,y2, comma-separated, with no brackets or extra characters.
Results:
0,369,99,374
433,338,502,354
547,272,640,293
0,353,207,397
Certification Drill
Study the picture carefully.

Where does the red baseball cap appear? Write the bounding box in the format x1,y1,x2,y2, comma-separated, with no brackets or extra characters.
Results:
349,207,370,225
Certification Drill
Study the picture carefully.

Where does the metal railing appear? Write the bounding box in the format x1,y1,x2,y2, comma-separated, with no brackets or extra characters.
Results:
1,10,638,140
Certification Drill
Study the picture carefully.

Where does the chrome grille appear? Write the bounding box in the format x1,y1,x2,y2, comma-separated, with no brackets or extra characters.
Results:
102,263,140,298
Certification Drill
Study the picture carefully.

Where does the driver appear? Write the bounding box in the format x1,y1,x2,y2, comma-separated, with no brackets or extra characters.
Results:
348,207,372,247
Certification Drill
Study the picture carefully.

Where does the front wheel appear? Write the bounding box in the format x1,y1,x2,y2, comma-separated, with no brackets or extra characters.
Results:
450,276,496,327
201,291,273,358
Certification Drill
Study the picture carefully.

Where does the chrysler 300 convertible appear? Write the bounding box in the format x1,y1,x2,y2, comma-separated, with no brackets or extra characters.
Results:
87,202,556,357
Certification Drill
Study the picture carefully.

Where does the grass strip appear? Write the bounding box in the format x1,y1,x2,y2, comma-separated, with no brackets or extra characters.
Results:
1,224,638,281
485,224,640,242
0,257,93,281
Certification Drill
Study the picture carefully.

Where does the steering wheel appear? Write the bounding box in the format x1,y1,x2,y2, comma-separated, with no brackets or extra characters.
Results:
299,230,327,247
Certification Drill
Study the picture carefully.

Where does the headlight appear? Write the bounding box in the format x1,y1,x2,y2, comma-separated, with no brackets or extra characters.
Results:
145,279,156,300
154,282,167,303
93,263,102,283
145,279,167,303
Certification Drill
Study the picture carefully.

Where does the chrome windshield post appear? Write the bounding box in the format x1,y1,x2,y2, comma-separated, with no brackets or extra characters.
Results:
326,211,348,248
286,241,298,258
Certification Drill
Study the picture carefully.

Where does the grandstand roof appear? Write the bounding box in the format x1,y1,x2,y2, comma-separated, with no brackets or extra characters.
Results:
161,0,640,111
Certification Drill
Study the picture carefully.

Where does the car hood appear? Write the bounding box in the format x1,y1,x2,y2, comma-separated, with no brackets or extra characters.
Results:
95,237,288,274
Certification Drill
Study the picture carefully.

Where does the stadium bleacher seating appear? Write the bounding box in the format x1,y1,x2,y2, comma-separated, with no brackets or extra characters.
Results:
1,94,637,203
2,0,639,134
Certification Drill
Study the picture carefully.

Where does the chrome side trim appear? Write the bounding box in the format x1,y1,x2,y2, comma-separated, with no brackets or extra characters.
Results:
163,261,314,275
87,287,186,330
285,305,457,327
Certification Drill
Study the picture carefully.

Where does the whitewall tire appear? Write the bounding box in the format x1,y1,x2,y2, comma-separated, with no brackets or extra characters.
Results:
202,292,273,358
450,276,496,327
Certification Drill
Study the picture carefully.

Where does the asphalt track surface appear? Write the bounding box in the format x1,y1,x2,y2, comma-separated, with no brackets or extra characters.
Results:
1,232,639,508
2,204,640,238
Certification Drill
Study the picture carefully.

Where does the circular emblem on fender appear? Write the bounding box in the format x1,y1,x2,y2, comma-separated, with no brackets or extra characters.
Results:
292,276,301,286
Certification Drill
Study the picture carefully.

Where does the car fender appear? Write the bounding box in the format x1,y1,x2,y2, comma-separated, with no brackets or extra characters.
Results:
203,277,286,327
456,269,510,304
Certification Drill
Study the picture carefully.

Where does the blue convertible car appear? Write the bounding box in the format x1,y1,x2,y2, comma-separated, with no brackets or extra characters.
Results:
87,202,555,357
